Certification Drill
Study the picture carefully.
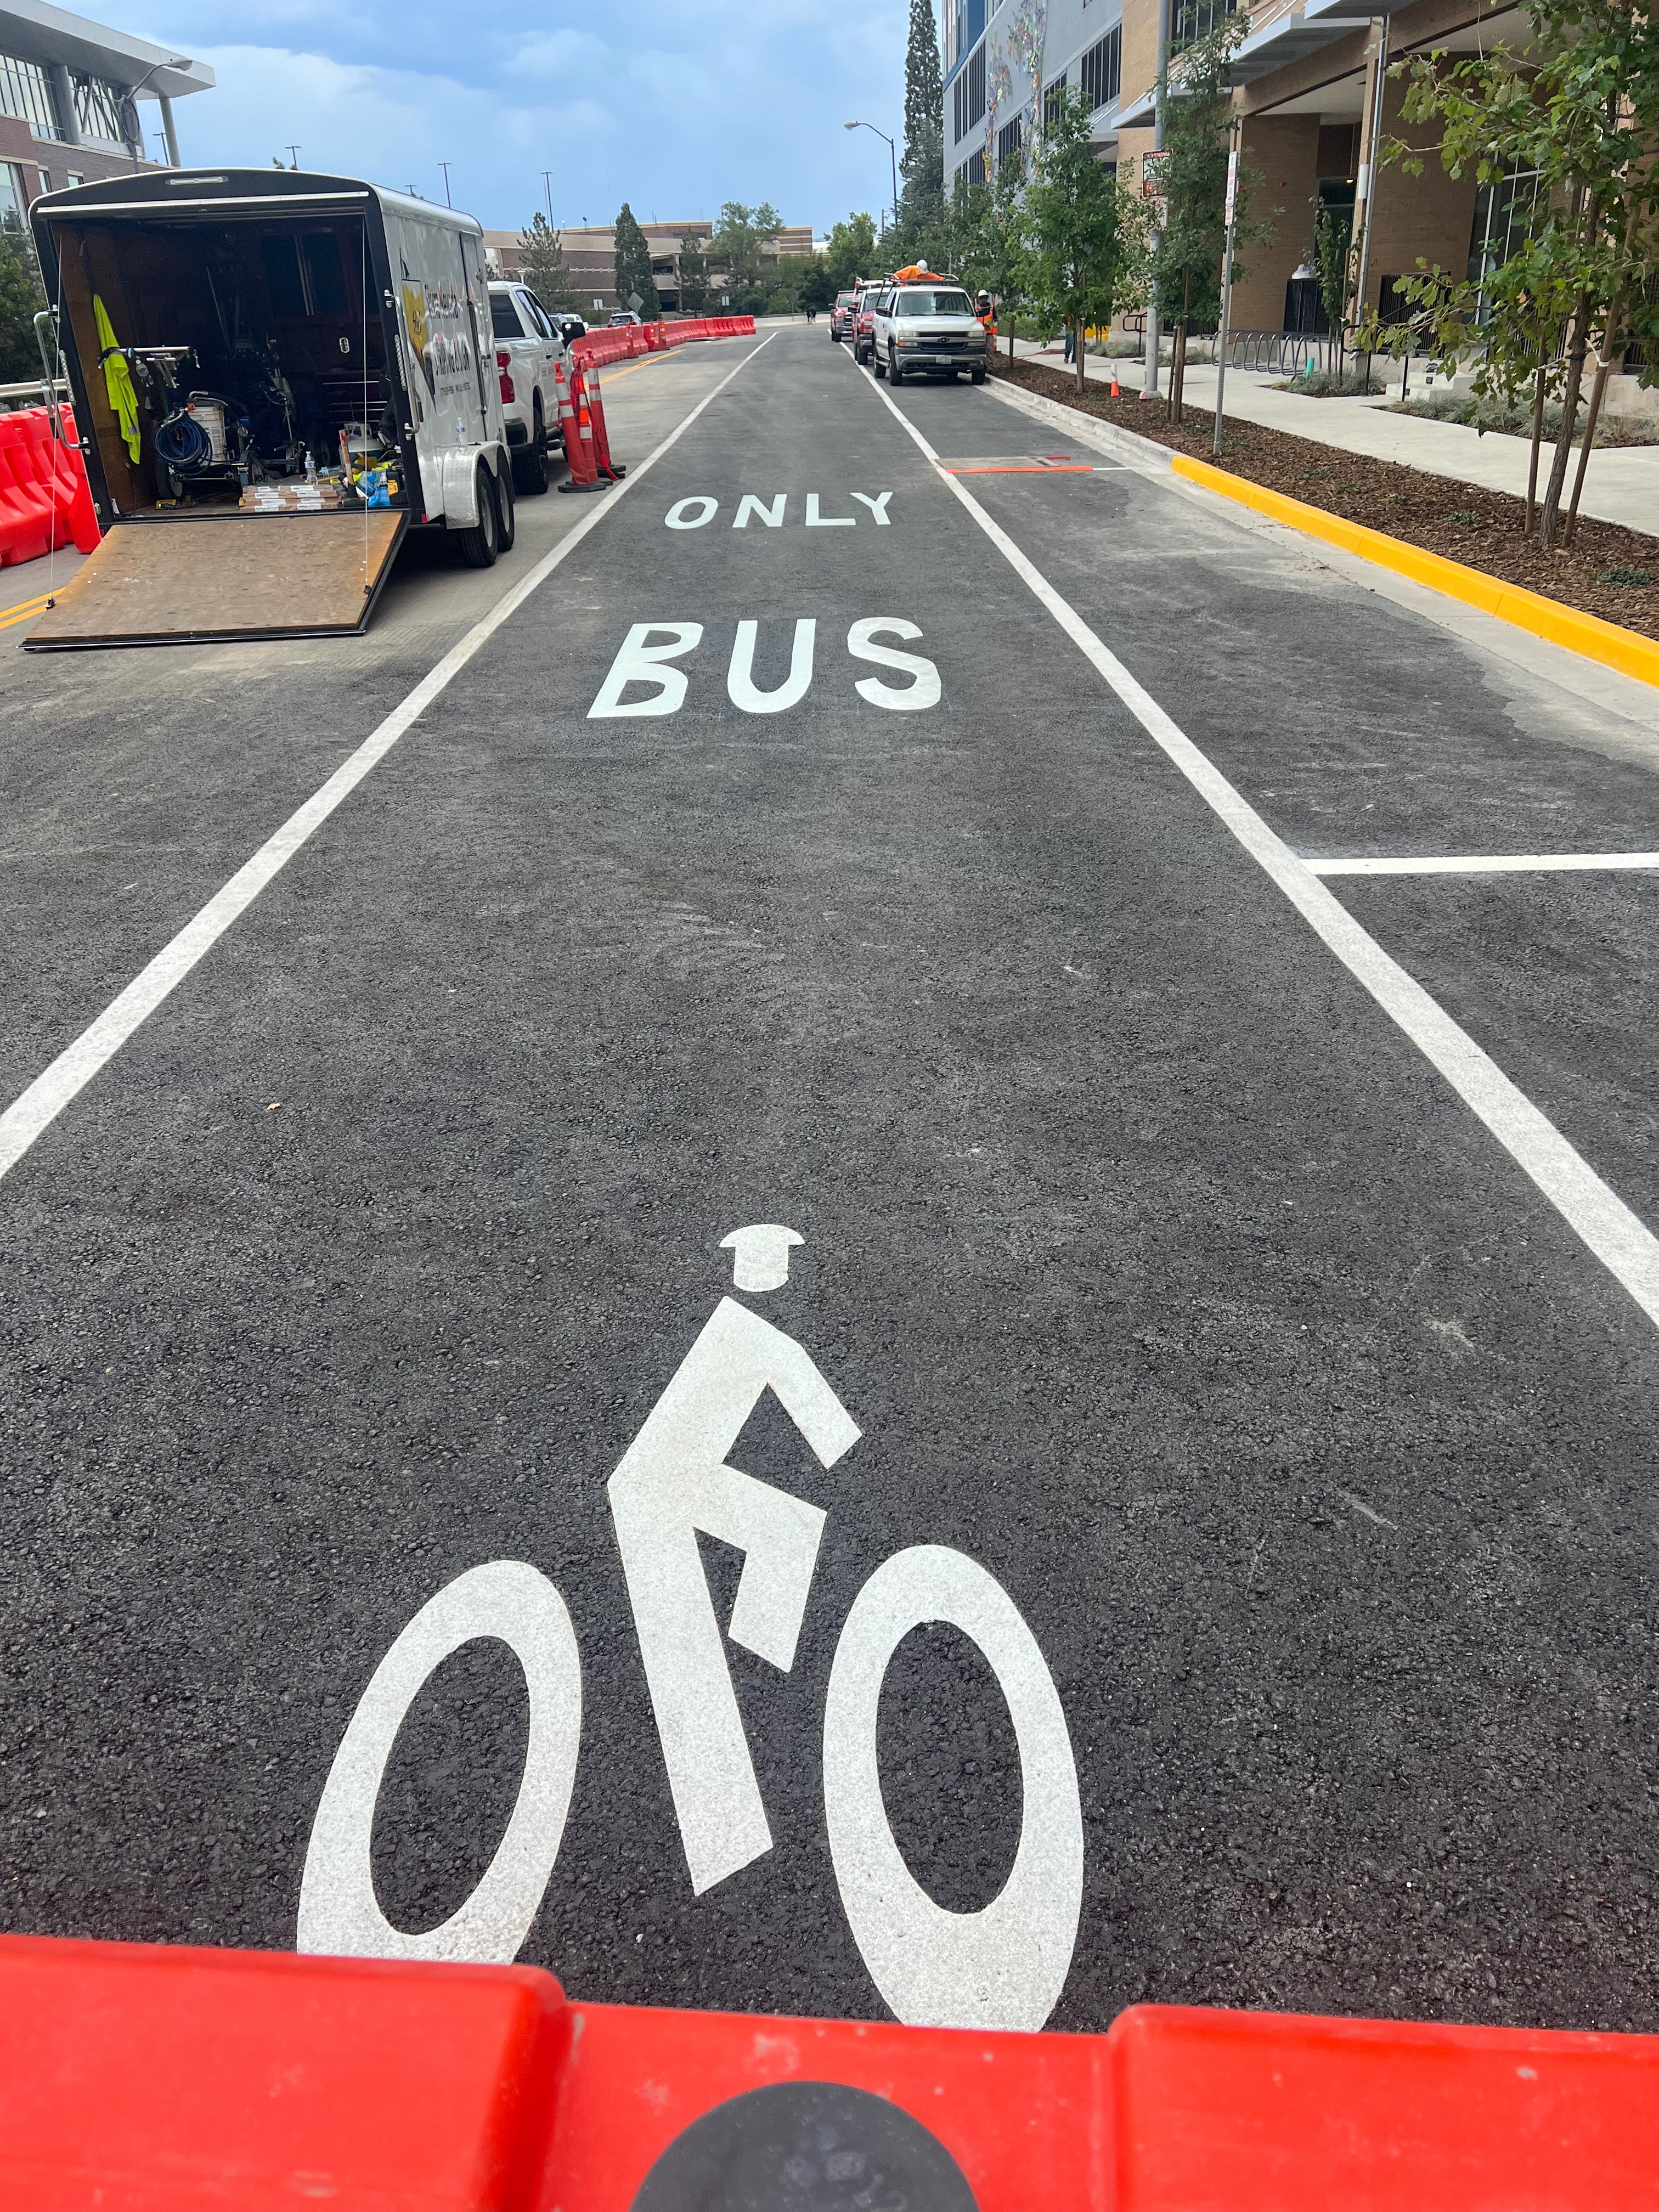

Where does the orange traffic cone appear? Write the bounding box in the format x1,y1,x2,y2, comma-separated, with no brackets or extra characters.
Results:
1109,373,1121,399
585,365,625,481
555,359,602,495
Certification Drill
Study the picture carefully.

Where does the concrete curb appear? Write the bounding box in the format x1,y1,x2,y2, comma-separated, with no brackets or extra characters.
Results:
1171,454,1659,692
984,374,1174,471
990,369,1659,692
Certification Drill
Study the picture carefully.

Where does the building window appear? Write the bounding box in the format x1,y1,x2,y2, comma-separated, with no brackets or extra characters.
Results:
996,115,1023,173
1468,161,1543,311
1043,72,1068,127
1171,0,1235,54
0,52,62,137
74,74,131,147
967,42,987,127
1078,26,1121,113
0,160,26,228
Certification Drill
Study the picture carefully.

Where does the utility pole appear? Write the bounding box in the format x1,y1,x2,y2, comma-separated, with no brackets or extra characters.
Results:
438,161,453,209
1142,0,1172,399
541,170,554,225
1212,126,1239,458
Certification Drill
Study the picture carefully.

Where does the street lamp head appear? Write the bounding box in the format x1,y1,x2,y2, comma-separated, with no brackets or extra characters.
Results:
844,120,858,129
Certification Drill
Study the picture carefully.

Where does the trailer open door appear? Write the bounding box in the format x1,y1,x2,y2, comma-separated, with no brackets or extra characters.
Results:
23,509,407,650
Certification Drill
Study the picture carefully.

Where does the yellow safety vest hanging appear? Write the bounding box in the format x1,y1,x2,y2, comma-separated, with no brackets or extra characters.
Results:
93,295,141,462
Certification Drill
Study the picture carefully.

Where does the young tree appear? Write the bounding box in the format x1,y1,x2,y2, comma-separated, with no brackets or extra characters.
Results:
712,200,786,305
1379,0,1659,548
825,211,879,289
612,202,662,319
983,154,1031,356
899,0,946,240
677,229,712,315
1312,195,1354,364
516,213,577,313
1022,89,1126,391
1147,15,1260,421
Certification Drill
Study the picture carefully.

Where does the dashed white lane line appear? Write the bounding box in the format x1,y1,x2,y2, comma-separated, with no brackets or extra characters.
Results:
1306,852,1659,877
858,358,1659,1333
0,336,777,1189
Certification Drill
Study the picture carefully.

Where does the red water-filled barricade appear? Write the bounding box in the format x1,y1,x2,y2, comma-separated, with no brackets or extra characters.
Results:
568,316,756,374
5,1932,1659,2211
0,403,100,566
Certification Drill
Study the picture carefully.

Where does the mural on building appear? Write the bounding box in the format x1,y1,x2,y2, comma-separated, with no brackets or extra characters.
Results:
985,0,1048,177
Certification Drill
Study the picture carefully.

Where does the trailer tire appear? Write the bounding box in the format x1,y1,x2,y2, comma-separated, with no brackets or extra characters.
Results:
514,401,550,495
494,459,516,551
454,467,499,568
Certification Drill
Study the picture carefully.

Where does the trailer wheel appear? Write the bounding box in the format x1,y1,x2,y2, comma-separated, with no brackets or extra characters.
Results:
494,459,516,551
454,467,499,568
514,400,550,495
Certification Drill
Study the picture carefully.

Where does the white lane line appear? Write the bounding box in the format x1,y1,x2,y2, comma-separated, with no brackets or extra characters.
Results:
1307,852,1659,877
0,336,777,1188
859,360,1659,1331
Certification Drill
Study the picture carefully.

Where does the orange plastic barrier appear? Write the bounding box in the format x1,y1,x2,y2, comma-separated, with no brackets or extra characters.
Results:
7,1932,1659,2211
0,404,100,563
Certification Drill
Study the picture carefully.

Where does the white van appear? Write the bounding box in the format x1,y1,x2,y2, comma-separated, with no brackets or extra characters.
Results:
28,167,517,647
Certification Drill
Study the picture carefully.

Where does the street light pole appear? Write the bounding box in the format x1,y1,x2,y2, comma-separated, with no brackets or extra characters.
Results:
438,161,453,209
844,120,900,247
1143,0,1171,398
541,170,554,226
119,55,190,172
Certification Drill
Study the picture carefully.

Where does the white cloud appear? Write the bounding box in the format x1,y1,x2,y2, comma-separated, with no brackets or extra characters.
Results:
148,0,912,233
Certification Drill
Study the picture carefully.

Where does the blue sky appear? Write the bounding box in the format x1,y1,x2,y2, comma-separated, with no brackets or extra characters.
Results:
136,0,913,236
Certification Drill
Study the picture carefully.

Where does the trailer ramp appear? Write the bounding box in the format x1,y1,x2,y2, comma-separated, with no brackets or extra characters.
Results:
24,510,408,650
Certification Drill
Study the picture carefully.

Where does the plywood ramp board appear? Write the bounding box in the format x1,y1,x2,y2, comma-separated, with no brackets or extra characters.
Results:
24,511,408,650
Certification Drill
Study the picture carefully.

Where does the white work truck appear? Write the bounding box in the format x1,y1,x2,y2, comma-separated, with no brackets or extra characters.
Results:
489,280,566,496
871,279,989,386
27,166,519,647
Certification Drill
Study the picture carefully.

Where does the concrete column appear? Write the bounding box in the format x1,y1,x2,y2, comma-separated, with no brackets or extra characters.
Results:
158,93,179,168
48,63,81,146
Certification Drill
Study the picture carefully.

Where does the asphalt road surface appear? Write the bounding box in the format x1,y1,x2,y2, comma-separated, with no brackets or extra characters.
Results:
4,325,1658,2039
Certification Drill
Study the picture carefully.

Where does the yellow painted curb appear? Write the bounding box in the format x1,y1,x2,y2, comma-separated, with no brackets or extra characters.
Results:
1170,453,1659,691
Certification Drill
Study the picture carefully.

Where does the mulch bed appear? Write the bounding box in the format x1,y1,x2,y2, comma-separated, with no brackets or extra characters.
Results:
989,351,1659,641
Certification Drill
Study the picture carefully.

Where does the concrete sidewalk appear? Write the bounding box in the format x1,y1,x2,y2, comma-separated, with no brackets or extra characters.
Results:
1011,338,1659,539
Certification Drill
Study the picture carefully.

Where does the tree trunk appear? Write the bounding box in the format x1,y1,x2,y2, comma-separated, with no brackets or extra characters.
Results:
1537,294,1591,551
1564,347,1615,548
1075,315,1086,394
1525,348,1548,539
1170,318,1187,424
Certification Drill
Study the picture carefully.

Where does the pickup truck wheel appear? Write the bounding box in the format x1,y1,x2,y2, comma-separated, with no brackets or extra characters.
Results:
494,459,516,551
971,364,986,385
513,401,550,494
455,466,499,568
888,347,905,387
873,352,886,380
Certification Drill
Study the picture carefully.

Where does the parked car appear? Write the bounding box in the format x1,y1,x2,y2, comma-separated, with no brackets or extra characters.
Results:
489,280,567,494
870,280,988,385
830,290,859,342
555,314,589,342
608,309,644,328
851,278,887,366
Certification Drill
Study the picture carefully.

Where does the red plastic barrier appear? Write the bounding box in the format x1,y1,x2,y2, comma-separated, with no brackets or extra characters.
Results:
7,1932,1659,2211
0,1934,563,2212
0,404,100,563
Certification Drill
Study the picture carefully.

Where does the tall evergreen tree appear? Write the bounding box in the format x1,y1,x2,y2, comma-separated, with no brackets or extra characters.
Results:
516,213,577,312
612,203,662,319
899,0,945,238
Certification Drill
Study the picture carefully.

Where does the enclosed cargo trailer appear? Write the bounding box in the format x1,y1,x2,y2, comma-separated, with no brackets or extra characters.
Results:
26,167,516,649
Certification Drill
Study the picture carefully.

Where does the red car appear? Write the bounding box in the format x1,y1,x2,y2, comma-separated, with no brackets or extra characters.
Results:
830,290,859,342
852,280,886,365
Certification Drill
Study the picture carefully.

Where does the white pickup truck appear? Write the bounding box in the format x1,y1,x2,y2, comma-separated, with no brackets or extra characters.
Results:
489,280,567,494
